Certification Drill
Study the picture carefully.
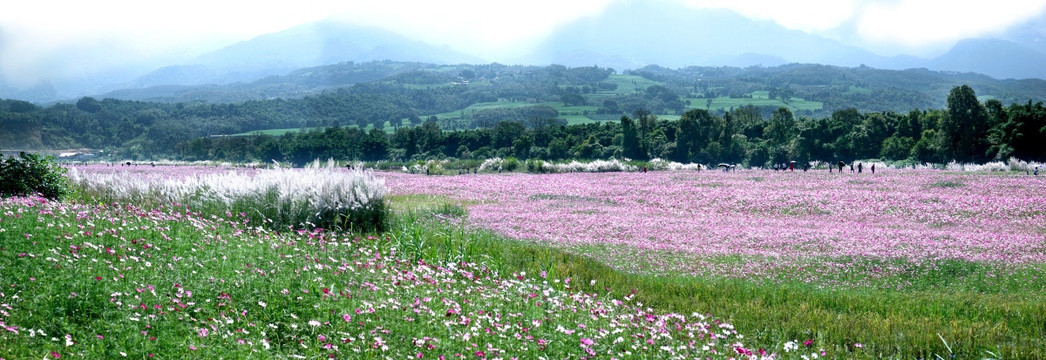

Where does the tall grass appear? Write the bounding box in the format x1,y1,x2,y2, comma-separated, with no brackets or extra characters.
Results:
67,159,388,231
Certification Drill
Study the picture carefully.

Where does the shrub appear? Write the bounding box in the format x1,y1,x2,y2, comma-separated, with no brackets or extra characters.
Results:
502,157,520,171
0,152,68,199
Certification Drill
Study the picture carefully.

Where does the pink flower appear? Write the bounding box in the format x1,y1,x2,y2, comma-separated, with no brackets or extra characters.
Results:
803,339,814,346
343,314,352,322
580,338,594,347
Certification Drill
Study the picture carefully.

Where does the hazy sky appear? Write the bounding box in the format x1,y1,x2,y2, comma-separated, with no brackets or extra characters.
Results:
2,0,1046,86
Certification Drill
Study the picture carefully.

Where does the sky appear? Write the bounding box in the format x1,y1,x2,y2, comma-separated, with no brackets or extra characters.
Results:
2,0,1046,86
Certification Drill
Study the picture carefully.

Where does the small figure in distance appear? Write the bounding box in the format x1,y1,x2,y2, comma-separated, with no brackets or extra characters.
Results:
871,164,876,174
850,163,854,173
858,163,863,173
837,161,845,173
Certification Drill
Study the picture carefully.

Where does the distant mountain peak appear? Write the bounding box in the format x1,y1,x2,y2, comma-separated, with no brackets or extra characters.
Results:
931,38,1046,79
124,21,484,89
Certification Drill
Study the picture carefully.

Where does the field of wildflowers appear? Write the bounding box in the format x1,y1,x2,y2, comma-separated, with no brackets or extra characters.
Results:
385,169,1046,289
0,165,834,359
0,200,824,360
384,168,1046,358
1,164,1044,358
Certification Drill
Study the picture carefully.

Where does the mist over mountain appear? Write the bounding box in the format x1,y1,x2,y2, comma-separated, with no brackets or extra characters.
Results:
524,1,1046,79
2,2,1046,104
128,21,483,89
999,12,1046,54
931,38,1046,79
525,1,892,69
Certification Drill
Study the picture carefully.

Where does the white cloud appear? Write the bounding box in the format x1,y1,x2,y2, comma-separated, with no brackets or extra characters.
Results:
328,0,617,56
683,0,862,32
856,0,1046,46
3,0,1046,87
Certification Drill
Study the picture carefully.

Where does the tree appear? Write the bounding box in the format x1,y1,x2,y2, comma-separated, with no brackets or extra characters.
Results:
941,85,990,162
674,110,703,162
620,116,644,160
512,134,533,159
764,107,797,148
561,93,585,106
0,153,68,200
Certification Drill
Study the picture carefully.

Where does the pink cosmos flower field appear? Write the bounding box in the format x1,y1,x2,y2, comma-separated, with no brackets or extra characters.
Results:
385,169,1046,286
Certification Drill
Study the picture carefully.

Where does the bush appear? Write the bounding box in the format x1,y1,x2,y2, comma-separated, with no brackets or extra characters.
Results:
503,157,520,172
0,152,68,199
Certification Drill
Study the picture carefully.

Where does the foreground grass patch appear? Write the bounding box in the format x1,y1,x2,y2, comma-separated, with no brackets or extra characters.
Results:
0,196,823,359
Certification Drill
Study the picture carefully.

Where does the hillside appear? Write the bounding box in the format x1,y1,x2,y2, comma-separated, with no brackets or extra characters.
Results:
3,62,1046,165
97,61,1046,114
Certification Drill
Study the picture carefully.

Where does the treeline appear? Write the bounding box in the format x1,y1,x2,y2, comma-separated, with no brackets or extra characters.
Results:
0,64,630,157
179,86,1046,166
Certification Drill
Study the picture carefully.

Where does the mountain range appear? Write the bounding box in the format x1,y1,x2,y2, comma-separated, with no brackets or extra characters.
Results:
2,1,1045,104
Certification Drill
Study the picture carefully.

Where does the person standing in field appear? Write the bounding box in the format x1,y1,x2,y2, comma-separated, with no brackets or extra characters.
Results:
871,164,876,174
858,163,863,173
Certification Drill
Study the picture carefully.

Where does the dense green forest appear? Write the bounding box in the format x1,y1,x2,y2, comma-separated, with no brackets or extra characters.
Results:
1,62,1045,165
172,85,1046,166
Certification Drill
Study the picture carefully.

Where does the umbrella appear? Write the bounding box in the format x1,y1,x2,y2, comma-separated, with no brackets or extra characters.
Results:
717,163,730,168
837,161,846,167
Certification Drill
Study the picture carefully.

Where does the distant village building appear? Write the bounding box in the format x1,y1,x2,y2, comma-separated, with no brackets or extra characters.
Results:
58,152,97,162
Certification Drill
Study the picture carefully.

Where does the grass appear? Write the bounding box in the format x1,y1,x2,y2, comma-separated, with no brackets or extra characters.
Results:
683,95,823,113
230,120,406,136
3,187,1044,358
596,74,661,95
0,195,812,359
386,194,1046,359
383,194,1046,359
423,100,603,126
385,198,1046,359
927,180,965,188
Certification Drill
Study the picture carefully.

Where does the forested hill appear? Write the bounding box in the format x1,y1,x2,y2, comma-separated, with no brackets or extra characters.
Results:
1,62,1045,165
91,61,1046,113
